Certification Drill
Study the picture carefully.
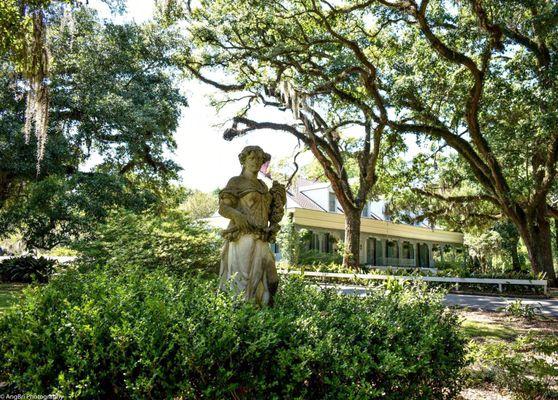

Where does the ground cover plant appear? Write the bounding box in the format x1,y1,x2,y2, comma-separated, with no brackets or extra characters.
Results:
0,267,465,399
0,256,56,283
459,310,558,400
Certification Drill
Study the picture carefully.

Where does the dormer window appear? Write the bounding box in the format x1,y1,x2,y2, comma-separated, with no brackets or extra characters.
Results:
362,203,369,217
328,192,336,212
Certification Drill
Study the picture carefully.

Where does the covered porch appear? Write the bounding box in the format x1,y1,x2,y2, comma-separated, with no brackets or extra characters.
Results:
290,208,464,268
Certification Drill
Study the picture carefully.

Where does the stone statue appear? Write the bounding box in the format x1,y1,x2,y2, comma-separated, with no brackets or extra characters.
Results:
218,146,286,306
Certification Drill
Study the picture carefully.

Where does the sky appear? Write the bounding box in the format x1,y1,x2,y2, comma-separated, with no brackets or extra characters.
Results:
177,81,304,192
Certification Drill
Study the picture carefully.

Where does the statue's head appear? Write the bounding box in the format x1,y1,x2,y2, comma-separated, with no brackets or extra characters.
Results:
239,145,271,174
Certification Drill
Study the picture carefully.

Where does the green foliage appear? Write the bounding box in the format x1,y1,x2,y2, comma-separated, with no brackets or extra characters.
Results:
1,173,161,249
72,208,221,275
501,300,542,320
1,2,125,67
277,220,345,267
0,283,25,314
47,247,79,257
0,256,56,283
277,222,345,267
276,217,305,265
0,267,466,399
286,262,546,295
0,5,187,248
180,190,218,219
180,0,558,276
298,250,344,267
436,261,538,280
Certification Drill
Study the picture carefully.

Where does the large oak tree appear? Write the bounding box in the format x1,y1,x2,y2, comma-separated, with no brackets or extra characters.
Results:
175,0,403,267
0,5,187,248
180,0,557,281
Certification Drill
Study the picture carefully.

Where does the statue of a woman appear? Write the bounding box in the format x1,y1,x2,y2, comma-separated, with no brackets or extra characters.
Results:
218,146,286,306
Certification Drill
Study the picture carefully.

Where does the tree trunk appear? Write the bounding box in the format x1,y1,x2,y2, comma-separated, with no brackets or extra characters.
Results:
343,207,361,269
516,207,557,286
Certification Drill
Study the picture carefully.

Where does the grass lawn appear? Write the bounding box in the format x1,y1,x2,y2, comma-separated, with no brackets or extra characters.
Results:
0,283,27,314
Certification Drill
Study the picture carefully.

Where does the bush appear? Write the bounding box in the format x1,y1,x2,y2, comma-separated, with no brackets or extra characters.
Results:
0,267,466,399
276,220,343,267
72,208,221,275
276,218,306,265
298,249,343,266
0,256,56,283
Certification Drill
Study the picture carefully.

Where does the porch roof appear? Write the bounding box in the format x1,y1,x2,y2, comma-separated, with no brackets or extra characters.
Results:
289,207,463,245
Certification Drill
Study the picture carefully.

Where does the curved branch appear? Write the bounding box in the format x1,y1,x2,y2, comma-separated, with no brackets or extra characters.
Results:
225,115,357,208
183,64,246,92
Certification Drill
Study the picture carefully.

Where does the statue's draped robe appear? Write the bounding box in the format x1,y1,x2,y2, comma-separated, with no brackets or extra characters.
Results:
219,176,278,305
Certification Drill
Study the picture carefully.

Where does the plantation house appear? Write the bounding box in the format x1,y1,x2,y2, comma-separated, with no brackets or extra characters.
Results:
208,176,464,268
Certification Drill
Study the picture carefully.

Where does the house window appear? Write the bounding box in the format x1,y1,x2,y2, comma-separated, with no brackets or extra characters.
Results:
324,232,334,253
386,240,399,258
328,192,336,212
402,242,414,259
309,232,320,251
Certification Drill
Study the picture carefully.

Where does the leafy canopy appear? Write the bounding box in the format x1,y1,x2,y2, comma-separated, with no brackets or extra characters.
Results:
0,5,188,248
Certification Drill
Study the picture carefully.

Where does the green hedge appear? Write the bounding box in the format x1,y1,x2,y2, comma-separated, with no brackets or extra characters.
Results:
0,267,466,399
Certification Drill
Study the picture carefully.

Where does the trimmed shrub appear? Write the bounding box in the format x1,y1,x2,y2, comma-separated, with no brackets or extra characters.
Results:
0,256,56,283
298,249,343,266
72,208,221,275
0,267,466,399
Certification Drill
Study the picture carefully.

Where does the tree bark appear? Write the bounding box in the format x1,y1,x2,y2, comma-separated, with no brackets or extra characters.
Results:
343,207,361,269
516,206,557,286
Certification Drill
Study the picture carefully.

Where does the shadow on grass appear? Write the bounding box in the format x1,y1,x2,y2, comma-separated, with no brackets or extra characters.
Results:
461,320,518,341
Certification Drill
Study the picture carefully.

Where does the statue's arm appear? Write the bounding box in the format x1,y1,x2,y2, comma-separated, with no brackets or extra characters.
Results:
219,195,250,231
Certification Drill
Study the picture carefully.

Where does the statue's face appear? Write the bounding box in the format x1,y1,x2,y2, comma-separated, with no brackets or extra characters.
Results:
244,151,265,173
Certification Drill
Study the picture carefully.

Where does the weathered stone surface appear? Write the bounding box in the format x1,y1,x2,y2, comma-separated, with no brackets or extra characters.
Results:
218,146,286,305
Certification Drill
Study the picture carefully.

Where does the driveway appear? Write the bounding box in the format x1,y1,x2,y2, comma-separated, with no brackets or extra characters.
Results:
444,293,558,317
326,284,558,317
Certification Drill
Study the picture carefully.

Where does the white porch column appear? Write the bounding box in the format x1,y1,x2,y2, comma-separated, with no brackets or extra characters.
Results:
377,238,383,265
